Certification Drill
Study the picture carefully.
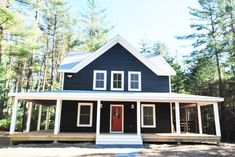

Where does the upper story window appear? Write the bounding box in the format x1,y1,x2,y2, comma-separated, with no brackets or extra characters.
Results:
141,104,156,128
77,103,93,127
93,70,107,90
128,71,141,91
111,71,124,91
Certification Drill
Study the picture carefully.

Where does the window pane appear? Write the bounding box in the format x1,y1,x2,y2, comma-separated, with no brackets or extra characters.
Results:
96,80,104,88
80,106,90,114
80,115,90,124
96,73,104,80
131,74,138,81
112,73,122,89
114,74,118,80
144,115,153,125
144,107,153,115
131,82,138,89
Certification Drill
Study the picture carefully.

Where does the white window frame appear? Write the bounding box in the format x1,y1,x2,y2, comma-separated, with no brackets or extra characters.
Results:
141,104,156,128
128,71,141,91
77,103,93,127
93,70,107,90
111,71,124,91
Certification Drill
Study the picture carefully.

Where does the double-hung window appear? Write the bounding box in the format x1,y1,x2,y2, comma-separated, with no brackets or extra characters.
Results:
128,71,141,91
141,104,156,128
111,71,124,90
77,103,93,127
93,70,107,90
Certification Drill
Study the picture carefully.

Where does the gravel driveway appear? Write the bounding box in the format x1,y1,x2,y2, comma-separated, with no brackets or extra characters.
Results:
0,142,234,157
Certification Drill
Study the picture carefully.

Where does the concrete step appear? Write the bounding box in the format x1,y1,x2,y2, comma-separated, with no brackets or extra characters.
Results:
96,134,143,145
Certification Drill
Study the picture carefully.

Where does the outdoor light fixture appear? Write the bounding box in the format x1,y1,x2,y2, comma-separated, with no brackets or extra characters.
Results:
131,104,134,109
67,74,72,78
100,104,103,108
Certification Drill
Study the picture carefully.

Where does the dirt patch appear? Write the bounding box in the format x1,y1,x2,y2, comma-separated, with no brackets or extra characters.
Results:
0,142,234,157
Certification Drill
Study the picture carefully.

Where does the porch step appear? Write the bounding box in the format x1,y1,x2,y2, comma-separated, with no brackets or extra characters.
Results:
96,134,143,145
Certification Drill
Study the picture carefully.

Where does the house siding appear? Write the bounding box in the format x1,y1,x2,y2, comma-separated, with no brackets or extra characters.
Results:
63,43,169,92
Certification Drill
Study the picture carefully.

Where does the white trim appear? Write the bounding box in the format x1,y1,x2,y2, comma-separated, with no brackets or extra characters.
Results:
93,70,107,90
54,99,62,135
61,72,64,90
169,76,172,93
170,102,174,133
128,71,141,91
197,104,203,134
110,104,124,133
137,101,141,135
96,100,101,135
45,107,50,130
141,104,156,128
9,92,224,104
111,71,124,91
175,102,181,134
59,35,176,76
77,102,93,127
213,103,221,136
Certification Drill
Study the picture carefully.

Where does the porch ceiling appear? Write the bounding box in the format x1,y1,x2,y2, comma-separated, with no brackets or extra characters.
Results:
8,90,224,106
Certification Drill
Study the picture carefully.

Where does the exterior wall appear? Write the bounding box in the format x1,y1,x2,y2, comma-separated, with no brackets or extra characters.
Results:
60,100,171,133
64,43,169,92
60,100,97,132
141,103,171,133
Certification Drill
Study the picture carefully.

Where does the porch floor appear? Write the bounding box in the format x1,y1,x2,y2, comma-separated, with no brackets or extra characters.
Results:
9,130,220,143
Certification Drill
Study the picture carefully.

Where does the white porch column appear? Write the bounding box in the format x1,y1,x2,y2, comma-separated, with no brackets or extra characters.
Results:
96,100,101,136
175,102,181,134
9,98,19,134
26,102,33,132
37,105,42,131
137,101,141,135
45,107,50,130
170,102,174,133
54,99,62,135
213,102,221,136
197,104,203,134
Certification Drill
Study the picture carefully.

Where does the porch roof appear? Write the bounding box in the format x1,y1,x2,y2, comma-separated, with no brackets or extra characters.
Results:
8,90,224,106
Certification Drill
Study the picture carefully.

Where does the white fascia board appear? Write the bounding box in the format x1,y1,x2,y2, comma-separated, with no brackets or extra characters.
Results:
67,35,173,76
9,92,224,103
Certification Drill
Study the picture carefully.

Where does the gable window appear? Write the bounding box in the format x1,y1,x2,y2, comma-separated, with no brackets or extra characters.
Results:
141,104,156,128
93,70,107,90
111,71,124,90
77,103,93,127
128,71,141,91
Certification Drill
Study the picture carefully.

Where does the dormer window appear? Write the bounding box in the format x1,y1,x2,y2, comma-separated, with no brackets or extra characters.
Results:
111,71,124,91
128,71,141,91
93,70,107,90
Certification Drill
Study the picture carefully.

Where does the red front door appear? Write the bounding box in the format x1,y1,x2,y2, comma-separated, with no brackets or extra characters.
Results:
111,105,123,132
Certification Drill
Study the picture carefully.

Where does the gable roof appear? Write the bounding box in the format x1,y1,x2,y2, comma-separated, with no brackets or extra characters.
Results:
58,35,176,76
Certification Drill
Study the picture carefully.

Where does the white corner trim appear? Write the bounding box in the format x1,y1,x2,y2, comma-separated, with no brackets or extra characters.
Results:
141,104,156,128
67,35,175,76
169,76,172,93
128,71,141,91
77,102,93,127
93,70,107,90
111,71,124,91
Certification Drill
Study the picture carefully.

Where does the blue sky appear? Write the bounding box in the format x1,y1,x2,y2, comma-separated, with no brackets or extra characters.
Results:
68,0,200,60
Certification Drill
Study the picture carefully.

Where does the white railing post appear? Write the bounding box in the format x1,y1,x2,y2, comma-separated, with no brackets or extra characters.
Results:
9,98,19,134
213,102,221,136
54,99,62,135
37,105,42,131
175,102,181,134
197,104,203,134
96,100,101,136
170,102,173,133
26,102,33,132
137,101,141,135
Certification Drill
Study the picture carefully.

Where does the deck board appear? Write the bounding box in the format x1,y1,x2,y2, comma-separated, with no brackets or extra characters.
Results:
10,130,220,143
